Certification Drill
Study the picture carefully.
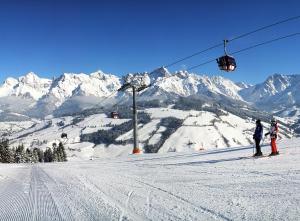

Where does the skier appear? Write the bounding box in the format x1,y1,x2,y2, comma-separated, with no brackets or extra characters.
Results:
253,119,263,156
265,119,279,156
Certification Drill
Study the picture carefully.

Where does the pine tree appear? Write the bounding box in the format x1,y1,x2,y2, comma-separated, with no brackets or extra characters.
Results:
32,148,39,163
52,147,58,162
0,142,4,163
25,148,32,163
15,144,26,163
44,148,53,162
36,148,44,162
0,139,13,163
58,142,67,161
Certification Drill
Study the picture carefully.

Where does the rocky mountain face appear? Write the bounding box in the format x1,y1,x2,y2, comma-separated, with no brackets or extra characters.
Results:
0,68,299,126
240,74,300,110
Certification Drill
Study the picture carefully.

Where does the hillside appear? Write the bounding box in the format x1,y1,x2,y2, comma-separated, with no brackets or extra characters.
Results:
5,107,292,159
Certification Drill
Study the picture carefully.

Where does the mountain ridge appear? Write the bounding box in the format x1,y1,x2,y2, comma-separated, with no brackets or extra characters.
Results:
0,68,299,121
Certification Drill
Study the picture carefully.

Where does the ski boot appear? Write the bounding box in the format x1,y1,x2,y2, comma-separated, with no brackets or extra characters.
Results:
269,151,279,156
253,152,263,157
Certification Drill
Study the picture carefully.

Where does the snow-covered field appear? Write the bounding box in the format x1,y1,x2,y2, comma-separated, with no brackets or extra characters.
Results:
6,108,293,161
0,137,299,220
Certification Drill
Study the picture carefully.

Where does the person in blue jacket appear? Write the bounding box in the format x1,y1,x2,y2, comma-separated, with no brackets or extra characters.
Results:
253,119,263,156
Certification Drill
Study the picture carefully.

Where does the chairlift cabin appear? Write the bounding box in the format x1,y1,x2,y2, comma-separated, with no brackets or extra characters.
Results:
216,40,237,72
61,133,68,139
216,55,236,72
110,111,119,119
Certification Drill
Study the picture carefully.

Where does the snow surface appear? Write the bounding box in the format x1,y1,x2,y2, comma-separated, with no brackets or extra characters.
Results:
0,137,299,220
0,121,35,135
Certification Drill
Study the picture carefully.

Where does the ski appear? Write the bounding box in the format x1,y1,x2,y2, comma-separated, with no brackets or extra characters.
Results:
252,155,269,158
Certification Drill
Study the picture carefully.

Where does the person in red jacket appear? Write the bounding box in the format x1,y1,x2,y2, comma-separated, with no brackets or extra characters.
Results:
265,119,279,156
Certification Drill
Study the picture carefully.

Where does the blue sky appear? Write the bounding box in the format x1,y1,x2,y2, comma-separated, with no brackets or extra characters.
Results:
0,0,299,84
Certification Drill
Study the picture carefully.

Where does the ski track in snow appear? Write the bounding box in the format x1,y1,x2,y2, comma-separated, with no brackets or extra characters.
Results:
0,138,300,220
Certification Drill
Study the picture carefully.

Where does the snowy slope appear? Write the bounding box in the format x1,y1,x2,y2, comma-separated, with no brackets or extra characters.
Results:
6,107,292,161
0,137,299,220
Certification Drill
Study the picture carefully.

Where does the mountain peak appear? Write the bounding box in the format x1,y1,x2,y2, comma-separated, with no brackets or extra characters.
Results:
3,77,18,86
90,70,118,81
20,72,39,82
175,70,189,78
149,67,171,81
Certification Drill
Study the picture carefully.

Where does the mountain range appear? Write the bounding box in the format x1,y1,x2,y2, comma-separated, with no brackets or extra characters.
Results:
0,68,299,121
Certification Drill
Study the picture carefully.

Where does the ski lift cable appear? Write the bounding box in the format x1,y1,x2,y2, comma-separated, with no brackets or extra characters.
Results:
66,24,300,131
107,32,299,105
164,15,300,68
86,89,119,111
108,85,149,112
231,32,300,55
62,92,124,135
228,15,300,42
187,32,300,71
109,92,131,112
83,16,300,112
74,29,298,131
164,43,223,68
58,92,123,136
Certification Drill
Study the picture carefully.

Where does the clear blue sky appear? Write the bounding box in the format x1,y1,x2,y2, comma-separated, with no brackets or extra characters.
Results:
0,0,299,84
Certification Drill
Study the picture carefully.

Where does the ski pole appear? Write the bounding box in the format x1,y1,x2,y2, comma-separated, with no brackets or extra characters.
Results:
261,136,265,146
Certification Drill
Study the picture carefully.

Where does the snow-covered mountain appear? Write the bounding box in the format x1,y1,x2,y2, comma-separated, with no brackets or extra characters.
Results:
238,73,300,133
0,68,247,118
0,72,52,100
239,74,300,108
0,71,121,117
0,69,299,132
141,68,243,101
48,71,121,105
0,69,298,158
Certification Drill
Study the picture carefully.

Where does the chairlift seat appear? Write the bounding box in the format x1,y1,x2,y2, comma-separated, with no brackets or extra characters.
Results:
61,133,68,139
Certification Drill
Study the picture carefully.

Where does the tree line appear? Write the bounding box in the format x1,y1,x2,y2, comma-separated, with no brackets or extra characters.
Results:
0,139,67,163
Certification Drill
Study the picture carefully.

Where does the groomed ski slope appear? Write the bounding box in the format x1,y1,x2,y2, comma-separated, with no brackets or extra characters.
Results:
0,138,299,221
